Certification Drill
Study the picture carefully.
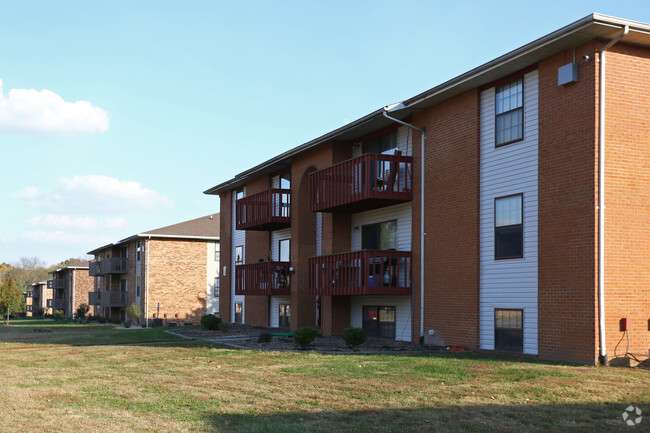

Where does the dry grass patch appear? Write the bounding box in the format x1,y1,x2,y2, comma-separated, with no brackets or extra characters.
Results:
2,319,649,432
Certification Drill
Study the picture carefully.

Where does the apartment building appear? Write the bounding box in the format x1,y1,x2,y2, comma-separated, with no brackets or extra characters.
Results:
47,264,93,318
87,214,220,325
205,14,650,365
25,281,50,316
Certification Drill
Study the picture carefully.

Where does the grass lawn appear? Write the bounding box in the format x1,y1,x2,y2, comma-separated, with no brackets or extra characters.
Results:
1,318,648,432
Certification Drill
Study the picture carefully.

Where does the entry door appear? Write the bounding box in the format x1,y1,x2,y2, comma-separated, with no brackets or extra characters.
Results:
279,304,290,328
362,306,396,338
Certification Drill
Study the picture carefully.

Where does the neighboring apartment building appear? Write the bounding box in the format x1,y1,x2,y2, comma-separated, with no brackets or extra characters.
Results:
87,214,220,325
205,14,650,365
25,281,50,316
47,264,93,319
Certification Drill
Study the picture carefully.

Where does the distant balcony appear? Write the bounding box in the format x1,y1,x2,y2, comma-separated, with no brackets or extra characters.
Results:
47,278,66,289
89,257,128,276
310,153,413,213
309,250,412,296
235,261,291,296
236,188,291,231
52,299,66,310
89,291,127,308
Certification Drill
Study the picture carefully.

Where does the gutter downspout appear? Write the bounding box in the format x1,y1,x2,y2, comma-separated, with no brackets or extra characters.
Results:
598,25,628,366
382,109,426,343
72,270,76,319
145,237,151,328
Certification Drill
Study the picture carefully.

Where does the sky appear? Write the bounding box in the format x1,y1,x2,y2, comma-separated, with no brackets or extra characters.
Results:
1,0,649,266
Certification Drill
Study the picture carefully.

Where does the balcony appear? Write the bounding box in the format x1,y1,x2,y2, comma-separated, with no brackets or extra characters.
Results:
52,299,66,310
89,257,128,276
235,261,291,296
47,278,66,289
236,188,291,231
310,153,413,213
89,291,128,308
309,250,412,296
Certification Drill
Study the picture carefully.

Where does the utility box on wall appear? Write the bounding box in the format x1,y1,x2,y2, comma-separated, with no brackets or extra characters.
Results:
558,63,579,85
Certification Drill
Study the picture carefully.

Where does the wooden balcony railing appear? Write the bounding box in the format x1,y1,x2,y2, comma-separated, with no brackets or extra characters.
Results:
236,188,291,231
310,153,413,213
89,257,128,276
89,291,128,308
235,261,291,296
53,299,66,310
309,250,412,296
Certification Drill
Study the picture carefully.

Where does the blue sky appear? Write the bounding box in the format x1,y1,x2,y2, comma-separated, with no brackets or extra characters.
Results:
1,0,649,266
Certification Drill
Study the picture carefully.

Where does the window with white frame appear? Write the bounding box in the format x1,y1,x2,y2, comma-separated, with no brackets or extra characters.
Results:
495,78,523,146
214,276,220,297
495,194,523,259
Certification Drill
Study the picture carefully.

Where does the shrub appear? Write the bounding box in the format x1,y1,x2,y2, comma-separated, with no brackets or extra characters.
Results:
343,327,367,349
86,314,94,321
124,320,132,328
294,326,319,347
126,303,141,324
97,316,107,324
53,309,65,320
75,303,89,319
200,314,223,331
258,333,273,343
111,317,122,325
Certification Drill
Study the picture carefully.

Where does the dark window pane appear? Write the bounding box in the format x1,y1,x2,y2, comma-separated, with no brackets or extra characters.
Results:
495,225,523,258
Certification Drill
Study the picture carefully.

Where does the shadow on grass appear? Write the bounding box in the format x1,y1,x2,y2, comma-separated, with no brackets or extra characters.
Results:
0,317,227,349
206,403,646,433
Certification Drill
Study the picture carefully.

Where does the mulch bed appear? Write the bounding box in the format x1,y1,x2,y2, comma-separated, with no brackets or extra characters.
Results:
169,323,448,354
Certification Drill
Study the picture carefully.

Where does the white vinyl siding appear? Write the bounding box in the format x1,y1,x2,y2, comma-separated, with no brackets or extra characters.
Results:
350,296,412,341
480,70,539,355
269,295,291,327
206,241,220,315
350,203,412,252
316,212,323,256
397,125,412,156
271,228,291,261
232,189,246,323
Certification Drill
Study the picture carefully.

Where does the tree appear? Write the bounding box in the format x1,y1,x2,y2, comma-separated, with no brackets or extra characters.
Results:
0,277,25,324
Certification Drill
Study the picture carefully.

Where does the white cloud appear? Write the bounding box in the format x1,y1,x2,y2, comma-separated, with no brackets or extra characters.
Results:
16,175,173,214
26,215,128,231
0,78,109,135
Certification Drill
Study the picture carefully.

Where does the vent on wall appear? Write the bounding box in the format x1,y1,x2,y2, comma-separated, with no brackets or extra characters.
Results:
558,63,579,86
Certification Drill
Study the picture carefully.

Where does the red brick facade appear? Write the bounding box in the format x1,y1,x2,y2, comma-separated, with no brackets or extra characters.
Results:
211,18,650,365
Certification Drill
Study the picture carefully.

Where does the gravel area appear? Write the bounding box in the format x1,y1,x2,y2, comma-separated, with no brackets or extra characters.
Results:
168,323,447,354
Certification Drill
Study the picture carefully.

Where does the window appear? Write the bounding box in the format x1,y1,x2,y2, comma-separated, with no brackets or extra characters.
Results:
279,239,290,262
279,304,290,328
214,277,220,297
362,306,396,338
495,78,523,146
234,302,243,323
235,246,244,265
236,188,244,200
495,194,523,259
495,309,523,352
215,243,220,262
363,130,398,155
362,220,397,250
136,241,141,262
120,279,127,292
136,276,141,297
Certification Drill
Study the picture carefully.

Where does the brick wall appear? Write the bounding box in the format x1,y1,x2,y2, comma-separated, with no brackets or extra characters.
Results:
603,42,650,363
72,268,94,318
412,89,481,348
146,238,207,324
538,42,600,364
219,190,233,321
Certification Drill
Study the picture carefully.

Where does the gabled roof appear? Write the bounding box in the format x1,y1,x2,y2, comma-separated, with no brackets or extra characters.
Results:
87,214,220,255
204,13,650,195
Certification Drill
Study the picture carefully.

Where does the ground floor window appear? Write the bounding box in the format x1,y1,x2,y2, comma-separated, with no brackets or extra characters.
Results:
279,304,290,328
362,306,396,338
494,308,523,352
234,302,243,323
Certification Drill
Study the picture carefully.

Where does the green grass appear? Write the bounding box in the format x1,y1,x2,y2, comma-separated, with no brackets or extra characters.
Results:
1,318,649,432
